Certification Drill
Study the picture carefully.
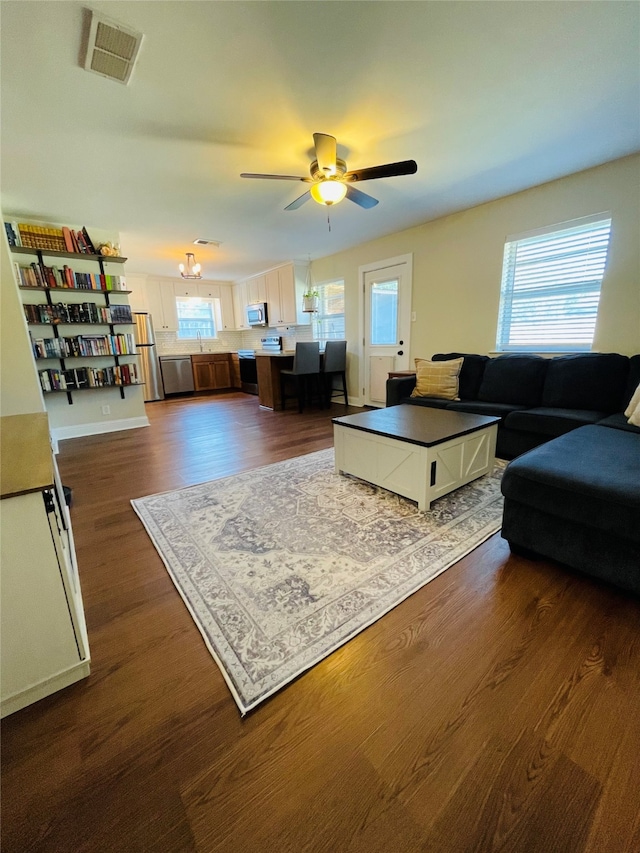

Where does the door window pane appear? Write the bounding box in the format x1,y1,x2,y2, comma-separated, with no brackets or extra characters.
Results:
370,280,398,346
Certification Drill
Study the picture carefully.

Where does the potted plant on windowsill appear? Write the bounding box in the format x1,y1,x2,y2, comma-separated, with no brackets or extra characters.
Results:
302,290,319,313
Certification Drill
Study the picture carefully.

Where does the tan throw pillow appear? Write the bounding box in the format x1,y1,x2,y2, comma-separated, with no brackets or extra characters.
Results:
411,357,463,400
624,382,640,418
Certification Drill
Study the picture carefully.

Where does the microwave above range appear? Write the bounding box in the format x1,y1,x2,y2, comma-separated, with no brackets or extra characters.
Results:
246,302,268,326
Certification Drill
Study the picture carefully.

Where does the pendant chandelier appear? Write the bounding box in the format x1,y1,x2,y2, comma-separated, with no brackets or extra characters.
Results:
179,252,202,279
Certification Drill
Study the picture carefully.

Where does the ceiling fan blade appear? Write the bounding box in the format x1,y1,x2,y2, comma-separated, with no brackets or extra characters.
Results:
345,185,379,209
313,133,338,176
344,159,418,183
240,173,311,182
284,191,312,211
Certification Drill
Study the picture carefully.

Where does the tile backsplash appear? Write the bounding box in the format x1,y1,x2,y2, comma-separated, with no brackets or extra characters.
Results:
155,324,313,355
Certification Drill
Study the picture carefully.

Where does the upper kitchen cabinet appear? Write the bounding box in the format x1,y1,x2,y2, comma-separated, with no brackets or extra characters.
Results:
233,281,248,330
126,274,148,313
266,263,309,327
197,282,220,299
246,274,267,305
146,280,178,331
173,281,199,298
218,286,236,332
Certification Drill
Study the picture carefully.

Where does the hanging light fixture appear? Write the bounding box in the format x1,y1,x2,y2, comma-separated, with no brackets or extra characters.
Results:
310,180,347,206
179,252,202,279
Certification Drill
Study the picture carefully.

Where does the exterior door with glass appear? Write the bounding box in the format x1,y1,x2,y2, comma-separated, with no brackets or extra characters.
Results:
362,256,412,406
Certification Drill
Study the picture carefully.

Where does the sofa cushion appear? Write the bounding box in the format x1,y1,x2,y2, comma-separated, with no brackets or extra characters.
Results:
446,400,525,418
500,425,640,542
432,353,489,400
401,395,450,410
477,354,547,407
541,352,629,413
412,357,463,400
504,407,605,438
597,412,640,434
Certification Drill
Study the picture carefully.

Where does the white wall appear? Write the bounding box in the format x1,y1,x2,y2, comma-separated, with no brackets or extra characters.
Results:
312,154,640,398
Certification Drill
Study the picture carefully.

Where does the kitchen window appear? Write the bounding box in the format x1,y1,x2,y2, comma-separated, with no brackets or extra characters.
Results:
496,214,612,352
312,280,345,345
176,297,218,340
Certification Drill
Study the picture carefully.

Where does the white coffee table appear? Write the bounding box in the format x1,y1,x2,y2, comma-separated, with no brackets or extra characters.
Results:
333,406,499,510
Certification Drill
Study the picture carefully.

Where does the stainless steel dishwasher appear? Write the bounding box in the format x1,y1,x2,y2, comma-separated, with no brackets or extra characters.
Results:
159,356,195,396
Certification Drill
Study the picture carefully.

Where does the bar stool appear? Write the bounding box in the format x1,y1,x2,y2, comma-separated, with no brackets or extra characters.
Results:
322,340,348,407
280,342,322,412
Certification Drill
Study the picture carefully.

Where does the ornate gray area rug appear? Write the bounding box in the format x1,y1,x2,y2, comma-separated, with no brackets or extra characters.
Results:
132,449,505,715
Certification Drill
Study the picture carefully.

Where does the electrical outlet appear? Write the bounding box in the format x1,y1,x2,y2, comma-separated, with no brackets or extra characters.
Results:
101,405,111,415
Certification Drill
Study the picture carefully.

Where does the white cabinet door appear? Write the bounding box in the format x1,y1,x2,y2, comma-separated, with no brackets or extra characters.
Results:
219,285,235,331
146,280,178,331
278,264,297,325
1,490,89,717
173,280,198,298
233,281,248,330
246,274,267,305
127,274,148,312
266,265,297,326
197,282,220,299
266,269,282,325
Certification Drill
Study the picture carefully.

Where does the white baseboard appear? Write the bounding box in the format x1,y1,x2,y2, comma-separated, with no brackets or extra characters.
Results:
51,416,149,449
1,659,91,719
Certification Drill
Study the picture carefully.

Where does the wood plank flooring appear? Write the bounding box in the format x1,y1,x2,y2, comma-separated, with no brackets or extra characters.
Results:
2,392,639,853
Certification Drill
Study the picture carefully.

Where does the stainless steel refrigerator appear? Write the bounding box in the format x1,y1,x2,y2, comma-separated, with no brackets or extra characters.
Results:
134,313,164,401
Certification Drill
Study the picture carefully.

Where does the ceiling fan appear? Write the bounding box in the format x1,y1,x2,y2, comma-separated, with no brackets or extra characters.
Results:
240,133,417,211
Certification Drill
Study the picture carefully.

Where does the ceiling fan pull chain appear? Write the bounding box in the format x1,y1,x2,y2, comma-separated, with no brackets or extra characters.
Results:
327,213,331,232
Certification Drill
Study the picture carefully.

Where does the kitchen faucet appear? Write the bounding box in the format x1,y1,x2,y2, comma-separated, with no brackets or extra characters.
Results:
197,330,203,352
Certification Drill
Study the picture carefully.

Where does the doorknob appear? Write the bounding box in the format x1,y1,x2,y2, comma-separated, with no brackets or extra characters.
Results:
397,350,404,356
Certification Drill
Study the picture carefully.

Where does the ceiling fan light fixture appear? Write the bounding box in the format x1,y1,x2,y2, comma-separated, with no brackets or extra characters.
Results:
310,180,347,206
179,252,202,279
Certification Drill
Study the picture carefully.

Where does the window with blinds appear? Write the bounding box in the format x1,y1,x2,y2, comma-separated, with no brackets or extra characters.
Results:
311,280,345,345
496,214,612,352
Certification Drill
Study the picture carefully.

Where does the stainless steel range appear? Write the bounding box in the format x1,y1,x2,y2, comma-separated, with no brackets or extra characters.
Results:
237,337,282,395
237,349,258,394
260,336,283,353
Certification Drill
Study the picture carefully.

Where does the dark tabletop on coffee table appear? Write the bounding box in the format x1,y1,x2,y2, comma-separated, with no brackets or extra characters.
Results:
332,406,500,448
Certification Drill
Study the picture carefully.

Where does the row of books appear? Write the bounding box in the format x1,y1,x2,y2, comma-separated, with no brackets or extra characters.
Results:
31,333,137,359
16,262,127,291
39,363,140,392
5,221,98,255
24,302,133,325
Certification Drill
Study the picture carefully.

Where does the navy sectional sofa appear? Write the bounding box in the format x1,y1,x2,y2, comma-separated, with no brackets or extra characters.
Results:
386,352,640,593
386,351,640,459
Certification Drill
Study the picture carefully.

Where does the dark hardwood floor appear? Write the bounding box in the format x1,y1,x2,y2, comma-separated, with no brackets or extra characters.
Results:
2,392,639,853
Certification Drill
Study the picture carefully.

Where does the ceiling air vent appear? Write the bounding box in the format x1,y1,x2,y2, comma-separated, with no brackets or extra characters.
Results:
193,239,222,247
83,10,143,85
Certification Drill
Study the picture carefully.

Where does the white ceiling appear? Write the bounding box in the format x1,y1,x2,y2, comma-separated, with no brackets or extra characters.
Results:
1,1,639,281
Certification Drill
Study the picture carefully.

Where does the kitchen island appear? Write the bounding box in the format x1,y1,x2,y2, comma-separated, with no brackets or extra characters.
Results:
256,351,294,409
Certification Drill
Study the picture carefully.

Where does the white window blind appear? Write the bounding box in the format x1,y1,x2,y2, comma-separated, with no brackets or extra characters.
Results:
312,280,345,345
176,296,218,339
496,215,612,352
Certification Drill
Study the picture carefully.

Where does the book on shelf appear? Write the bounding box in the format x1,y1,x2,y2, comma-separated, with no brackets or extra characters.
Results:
62,227,74,252
18,223,66,252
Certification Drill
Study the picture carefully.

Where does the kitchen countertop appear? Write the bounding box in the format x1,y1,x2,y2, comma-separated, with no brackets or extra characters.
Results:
255,350,295,357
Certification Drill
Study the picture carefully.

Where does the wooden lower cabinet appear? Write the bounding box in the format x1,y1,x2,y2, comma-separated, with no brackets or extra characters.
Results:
191,353,232,392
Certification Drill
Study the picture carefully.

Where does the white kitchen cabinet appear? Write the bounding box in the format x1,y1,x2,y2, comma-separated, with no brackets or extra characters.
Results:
146,279,179,331
1,413,90,718
173,280,199,298
197,282,221,299
267,263,300,326
246,274,267,305
233,281,248,330
218,285,236,331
